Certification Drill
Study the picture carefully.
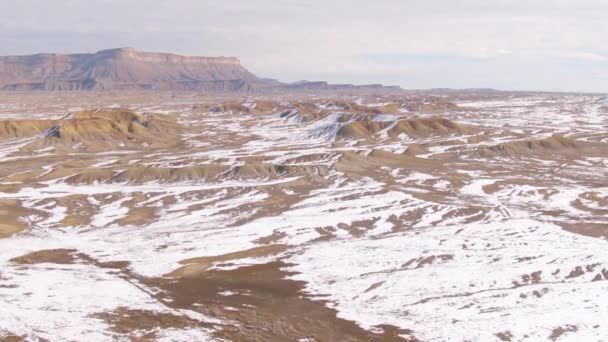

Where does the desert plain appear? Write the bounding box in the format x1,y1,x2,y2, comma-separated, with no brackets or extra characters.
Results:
0,90,607,341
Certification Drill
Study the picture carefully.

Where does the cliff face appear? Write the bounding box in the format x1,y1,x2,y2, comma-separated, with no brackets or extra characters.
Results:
0,48,258,91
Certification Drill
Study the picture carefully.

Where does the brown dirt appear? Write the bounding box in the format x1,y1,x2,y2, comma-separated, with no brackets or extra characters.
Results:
143,261,415,342
167,245,289,278
549,324,578,340
0,333,25,342
559,222,608,239
93,308,213,341
10,249,78,264
0,199,36,238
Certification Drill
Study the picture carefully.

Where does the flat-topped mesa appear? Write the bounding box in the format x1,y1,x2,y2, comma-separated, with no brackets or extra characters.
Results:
93,47,242,65
0,48,402,93
0,48,241,66
0,48,256,91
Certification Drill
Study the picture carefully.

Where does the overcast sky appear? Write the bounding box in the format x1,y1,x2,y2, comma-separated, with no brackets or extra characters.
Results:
1,0,607,92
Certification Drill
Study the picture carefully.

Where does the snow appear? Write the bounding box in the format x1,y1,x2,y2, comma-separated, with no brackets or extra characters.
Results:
0,94,607,340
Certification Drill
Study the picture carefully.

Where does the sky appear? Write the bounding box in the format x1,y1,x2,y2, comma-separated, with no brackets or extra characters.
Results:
1,0,607,92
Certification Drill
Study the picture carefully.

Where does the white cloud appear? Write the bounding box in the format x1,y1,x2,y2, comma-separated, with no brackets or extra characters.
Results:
560,51,608,62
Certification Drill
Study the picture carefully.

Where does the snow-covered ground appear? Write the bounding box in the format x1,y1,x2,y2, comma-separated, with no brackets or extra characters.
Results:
0,93,606,341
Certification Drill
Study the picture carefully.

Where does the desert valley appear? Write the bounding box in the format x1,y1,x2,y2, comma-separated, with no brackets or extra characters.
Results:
0,48,607,341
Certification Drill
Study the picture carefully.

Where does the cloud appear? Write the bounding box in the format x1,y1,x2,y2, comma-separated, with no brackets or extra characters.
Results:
561,51,608,62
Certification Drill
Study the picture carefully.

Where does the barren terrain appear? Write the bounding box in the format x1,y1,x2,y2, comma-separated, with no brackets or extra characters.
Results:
0,91,607,341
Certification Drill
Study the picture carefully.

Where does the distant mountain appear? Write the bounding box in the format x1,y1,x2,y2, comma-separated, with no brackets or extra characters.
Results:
285,81,401,91
0,48,401,93
0,48,259,91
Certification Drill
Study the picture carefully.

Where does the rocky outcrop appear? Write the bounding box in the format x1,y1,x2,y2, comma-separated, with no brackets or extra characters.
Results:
336,117,469,140
0,108,181,152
